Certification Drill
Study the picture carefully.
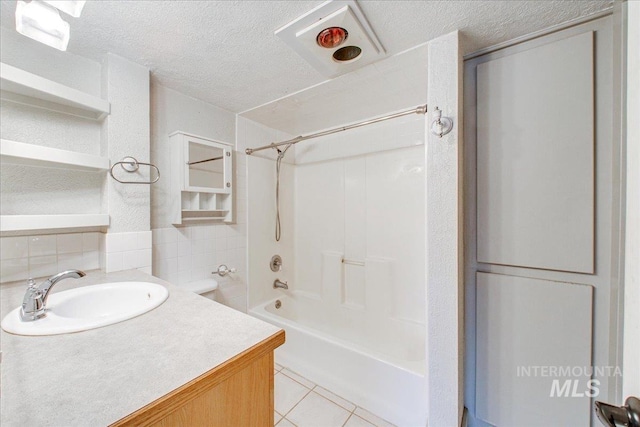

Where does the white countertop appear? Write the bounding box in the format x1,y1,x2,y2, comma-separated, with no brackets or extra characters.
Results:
0,269,282,426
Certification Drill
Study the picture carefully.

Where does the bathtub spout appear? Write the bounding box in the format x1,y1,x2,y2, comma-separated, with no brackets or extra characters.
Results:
273,279,288,290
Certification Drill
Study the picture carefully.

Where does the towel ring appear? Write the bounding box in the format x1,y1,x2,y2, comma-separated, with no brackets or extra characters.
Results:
110,156,160,184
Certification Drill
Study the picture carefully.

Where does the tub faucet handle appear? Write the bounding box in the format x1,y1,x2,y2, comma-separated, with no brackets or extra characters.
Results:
270,255,282,272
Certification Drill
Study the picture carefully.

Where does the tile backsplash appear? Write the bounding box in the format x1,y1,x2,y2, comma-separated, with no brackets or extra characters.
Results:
152,224,247,312
0,230,153,283
102,231,152,274
1,232,101,283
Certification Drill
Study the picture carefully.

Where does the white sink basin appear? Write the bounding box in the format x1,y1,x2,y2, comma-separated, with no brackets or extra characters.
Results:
1,282,169,336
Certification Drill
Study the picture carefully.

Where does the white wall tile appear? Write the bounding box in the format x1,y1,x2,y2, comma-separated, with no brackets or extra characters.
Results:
177,256,191,272
215,238,227,251
29,255,58,278
56,234,83,254
191,239,208,255
121,232,138,252
177,241,190,257
156,242,178,260
151,223,247,312
162,228,178,243
1,236,28,260
137,231,152,249
82,232,99,252
105,252,123,273
139,249,152,267
192,252,210,269
121,250,139,270
105,233,125,253
176,227,191,242
28,235,57,257
98,232,154,273
57,252,84,271
1,258,28,282
83,251,100,270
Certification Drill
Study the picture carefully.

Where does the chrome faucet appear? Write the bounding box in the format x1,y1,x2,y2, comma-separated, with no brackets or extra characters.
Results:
273,279,288,290
21,269,86,321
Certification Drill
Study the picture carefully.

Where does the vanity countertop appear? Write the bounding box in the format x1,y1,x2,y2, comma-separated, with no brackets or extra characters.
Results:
0,269,282,426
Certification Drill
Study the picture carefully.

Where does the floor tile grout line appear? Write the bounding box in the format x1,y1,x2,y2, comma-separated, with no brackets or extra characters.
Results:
276,365,387,426
279,367,356,414
342,412,355,427
280,387,313,421
314,386,358,414
281,417,299,427
279,370,316,390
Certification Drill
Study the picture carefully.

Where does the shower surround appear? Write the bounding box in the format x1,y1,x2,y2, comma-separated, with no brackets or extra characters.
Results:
244,112,427,426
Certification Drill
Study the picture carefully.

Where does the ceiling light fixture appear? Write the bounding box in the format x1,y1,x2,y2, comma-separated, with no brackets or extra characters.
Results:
276,1,385,77
316,27,348,48
15,0,70,51
42,0,86,18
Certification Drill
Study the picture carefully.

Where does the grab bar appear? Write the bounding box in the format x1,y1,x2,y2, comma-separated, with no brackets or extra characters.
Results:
109,156,160,185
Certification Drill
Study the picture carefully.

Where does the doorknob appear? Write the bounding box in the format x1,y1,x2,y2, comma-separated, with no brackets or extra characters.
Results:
595,396,640,427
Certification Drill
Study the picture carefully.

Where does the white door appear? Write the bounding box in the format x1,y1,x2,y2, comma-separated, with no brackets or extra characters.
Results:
464,16,622,427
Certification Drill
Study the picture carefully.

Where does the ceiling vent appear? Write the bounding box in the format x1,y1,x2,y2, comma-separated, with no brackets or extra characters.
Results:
275,0,385,78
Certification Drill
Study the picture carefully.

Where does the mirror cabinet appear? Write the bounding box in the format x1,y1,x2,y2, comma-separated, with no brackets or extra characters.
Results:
169,132,233,224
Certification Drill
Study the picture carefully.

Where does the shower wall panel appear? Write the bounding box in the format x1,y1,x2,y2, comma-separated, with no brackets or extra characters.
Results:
293,115,425,324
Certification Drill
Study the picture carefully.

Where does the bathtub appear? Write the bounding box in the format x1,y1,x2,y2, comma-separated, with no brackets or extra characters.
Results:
250,293,428,426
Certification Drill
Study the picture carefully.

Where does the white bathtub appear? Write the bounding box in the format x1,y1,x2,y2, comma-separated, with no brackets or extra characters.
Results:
250,293,428,426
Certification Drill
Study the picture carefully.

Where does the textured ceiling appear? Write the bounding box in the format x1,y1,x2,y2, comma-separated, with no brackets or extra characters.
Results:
0,0,611,112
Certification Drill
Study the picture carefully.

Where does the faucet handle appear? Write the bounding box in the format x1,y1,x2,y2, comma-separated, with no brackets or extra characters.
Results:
21,278,44,320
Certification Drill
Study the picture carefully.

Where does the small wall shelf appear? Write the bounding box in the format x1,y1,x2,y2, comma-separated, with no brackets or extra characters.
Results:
0,214,110,232
0,62,110,120
170,132,234,225
1,139,110,171
181,208,229,222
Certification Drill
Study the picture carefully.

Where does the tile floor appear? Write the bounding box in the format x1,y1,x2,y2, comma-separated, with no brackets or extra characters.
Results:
274,363,396,427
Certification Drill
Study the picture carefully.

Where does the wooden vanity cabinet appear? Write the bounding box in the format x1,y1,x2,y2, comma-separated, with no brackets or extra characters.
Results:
112,330,285,427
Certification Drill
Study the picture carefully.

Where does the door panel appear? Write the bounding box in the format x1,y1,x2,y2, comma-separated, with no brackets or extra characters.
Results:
476,32,595,274
476,272,593,426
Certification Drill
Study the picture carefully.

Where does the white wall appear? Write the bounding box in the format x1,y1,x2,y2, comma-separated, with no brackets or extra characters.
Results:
0,28,103,217
1,29,153,279
150,83,235,229
623,0,640,399
150,83,247,311
425,31,463,427
101,53,150,234
0,27,101,96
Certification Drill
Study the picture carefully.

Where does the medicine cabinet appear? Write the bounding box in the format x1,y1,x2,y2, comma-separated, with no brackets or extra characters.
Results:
169,132,233,224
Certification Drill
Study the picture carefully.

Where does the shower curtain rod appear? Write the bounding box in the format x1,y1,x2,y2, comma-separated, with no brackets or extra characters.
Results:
244,104,427,155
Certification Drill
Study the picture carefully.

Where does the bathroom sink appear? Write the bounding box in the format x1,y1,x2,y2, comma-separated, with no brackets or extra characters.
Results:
1,282,169,336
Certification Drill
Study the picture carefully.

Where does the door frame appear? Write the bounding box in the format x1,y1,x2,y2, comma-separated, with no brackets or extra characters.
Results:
461,6,627,425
